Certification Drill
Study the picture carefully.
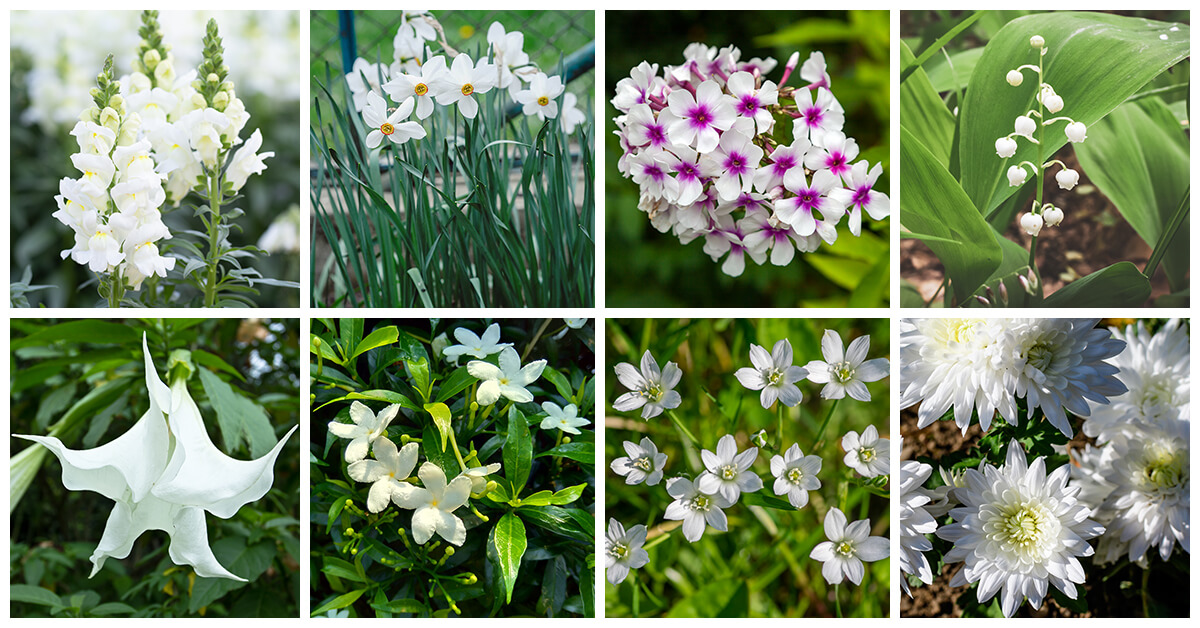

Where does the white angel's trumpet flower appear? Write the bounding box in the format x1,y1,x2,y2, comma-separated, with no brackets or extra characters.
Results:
13,334,297,581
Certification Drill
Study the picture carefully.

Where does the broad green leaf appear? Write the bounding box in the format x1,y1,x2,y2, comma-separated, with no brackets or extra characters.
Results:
519,490,554,506
486,481,512,503
959,13,1189,215
424,402,453,452
535,441,594,464
847,253,889,308
393,330,429,364
407,358,432,403
899,39,956,166
580,556,595,617
12,320,140,349
962,231,1043,308
197,368,276,458
490,512,528,605
11,583,63,608
191,349,246,382
540,367,574,401
310,332,341,363
1043,261,1151,307
900,281,926,308
350,325,399,363
549,483,586,505
518,506,594,545
502,406,533,496
339,319,364,362
536,555,568,617
924,46,985,94
434,366,476,403
311,589,366,616
315,390,421,412
89,602,136,616
900,125,1002,304
806,253,870,292
1074,98,1189,290
422,424,458,478
369,598,426,615
322,556,365,583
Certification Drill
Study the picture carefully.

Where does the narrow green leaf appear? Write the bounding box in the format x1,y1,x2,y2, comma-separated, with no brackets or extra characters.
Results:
535,441,594,464
424,402,453,452
191,349,246,382
369,598,426,615
407,358,432,403
900,10,983,82
12,320,140,349
540,367,574,401
740,492,799,510
536,555,568,617
89,602,136,616
899,39,956,167
518,490,554,507
503,406,533,496
489,512,528,605
311,589,366,616
350,325,399,363
434,366,476,403
422,423,458,478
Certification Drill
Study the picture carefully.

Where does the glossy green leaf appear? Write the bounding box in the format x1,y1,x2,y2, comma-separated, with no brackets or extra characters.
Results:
434,366,476,403
519,490,554,507
311,589,366,616
314,390,421,412
536,555,568,617
1043,261,1151,307
540,367,575,402
490,512,528,605
424,402,453,452
962,231,1042,308
960,12,1189,215
407,358,432,403
191,349,246,382
899,39,956,166
369,598,426,615
422,423,457,478
900,125,1002,303
350,325,398,363
535,442,594,464
503,406,533,496
740,492,799,510
12,320,140,349
10,584,63,608
89,602,136,616
1074,98,1189,290
339,319,364,361
549,483,587,505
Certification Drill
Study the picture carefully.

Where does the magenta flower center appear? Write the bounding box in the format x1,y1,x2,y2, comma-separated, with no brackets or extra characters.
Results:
804,107,823,127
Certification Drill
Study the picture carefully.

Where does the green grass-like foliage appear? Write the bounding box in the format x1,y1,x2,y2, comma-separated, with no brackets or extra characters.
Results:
310,318,596,617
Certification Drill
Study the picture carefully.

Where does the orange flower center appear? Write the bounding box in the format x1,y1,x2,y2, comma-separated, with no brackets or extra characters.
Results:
380,122,395,135
461,83,474,96
537,96,550,106
414,82,428,96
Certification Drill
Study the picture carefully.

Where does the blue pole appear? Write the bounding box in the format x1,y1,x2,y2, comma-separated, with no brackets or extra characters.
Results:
338,10,358,74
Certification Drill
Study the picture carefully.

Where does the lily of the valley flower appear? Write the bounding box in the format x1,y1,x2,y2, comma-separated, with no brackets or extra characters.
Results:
1019,211,1044,237
466,346,547,405
348,438,419,513
393,462,473,546
328,400,400,463
13,334,296,581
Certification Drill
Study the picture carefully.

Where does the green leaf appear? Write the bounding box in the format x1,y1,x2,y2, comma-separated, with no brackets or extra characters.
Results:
740,492,800,510
1074,98,1189,290
540,367,574,401
393,330,429,363
549,483,586,505
339,319,364,362
900,125,1002,303
536,555,568,617
311,589,366,616
350,325,399,363
847,252,889,308
434,366,476,403
1043,261,1151,307
519,490,554,507
322,556,365,583
89,602,136,616
667,580,749,617
580,555,595,618
489,512,528,605
315,390,421,412
959,12,1190,215
424,402,453,452
369,598,426,616
191,349,246,382
899,39,956,166
924,46,985,94
407,358,432,403
805,254,870,291
310,332,341,364
518,506,594,545
11,584,63,608
422,423,458,478
12,320,140,349
502,406,533,496
197,368,276,458
535,442,594,464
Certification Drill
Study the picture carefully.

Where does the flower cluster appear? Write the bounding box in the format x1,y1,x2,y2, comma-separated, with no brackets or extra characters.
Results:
612,45,889,277
607,330,889,588
899,318,1127,437
347,11,586,151
995,35,1088,238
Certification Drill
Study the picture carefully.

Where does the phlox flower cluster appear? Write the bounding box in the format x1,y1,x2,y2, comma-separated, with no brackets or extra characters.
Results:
899,318,1127,437
995,35,1089,238
345,11,587,152
612,45,889,277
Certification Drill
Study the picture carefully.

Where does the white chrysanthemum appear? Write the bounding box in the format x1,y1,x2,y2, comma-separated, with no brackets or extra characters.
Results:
1084,319,1189,441
937,439,1104,617
924,466,968,518
899,458,937,596
1003,318,1127,438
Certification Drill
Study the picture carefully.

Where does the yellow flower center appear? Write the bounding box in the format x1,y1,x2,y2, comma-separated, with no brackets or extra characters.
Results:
414,82,428,96
380,122,395,136
537,96,550,106
461,83,474,96
836,541,855,557
719,465,738,480
787,467,804,484
632,456,653,471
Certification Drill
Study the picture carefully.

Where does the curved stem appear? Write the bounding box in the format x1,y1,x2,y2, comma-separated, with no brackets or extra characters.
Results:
1029,56,1045,292
813,399,841,450
666,410,700,447
777,403,786,446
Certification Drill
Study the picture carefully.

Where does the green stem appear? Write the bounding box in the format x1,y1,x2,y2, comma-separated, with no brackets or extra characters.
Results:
447,430,469,473
1029,56,1045,295
1141,564,1150,617
777,403,786,447
666,410,700,447
834,584,843,618
812,399,841,450
631,572,640,618
202,158,225,308
520,318,552,361
924,276,947,308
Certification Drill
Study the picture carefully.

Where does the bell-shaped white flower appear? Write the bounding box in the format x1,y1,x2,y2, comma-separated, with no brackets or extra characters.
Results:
995,137,1018,158
1055,168,1080,190
1005,70,1023,87
1013,115,1036,138
1007,165,1029,187
1019,212,1044,237
1065,121,1087,143
328,400,400,463
1030,35,1045,48
1044,93,1064,114
1043,206,1064,227
393,462,473,546
348,438,419,513
13,334,296,581
466,346,547,405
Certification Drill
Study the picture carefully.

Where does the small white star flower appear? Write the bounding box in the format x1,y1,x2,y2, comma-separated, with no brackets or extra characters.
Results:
770,443,822,509
539,401,590,435
611,437,668,486
805,330,888,402
328,401,400,463
613,350,682,419
347,438,419,513
605,519,650,585
467,346,547,406
442,322,512,360
842,425,890,478
810,507,889,585
663,477,733,542
734,338,808,409
697,434,763,503
393,462,473,546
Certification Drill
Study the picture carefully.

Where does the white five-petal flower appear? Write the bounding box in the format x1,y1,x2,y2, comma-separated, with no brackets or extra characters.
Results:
697,434,763,503
540,401,591,435
734,338,808,409
466,346,547,405
442,322,512,360
393,462,473,546
605,518,650,585
347,438,419,513
770,443,822,509
809,507,889,585
328,400,400,463
362,91,426,149
805,330,889,401
611,437,668,486
612,350,682,419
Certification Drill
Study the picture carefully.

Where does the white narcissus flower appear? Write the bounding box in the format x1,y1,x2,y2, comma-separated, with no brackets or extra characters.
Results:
443,323,512,360
328,400,400,463
362,91,426,149
734,338,808,409
605,519,650,585
663,477,733,542
899,458,937,596
433,53,497,120
697,434,763,503
611,437,668,486
515,72,564,119
995,137,1017,158
805,330,889,402
393,462,473,546
13,334,296,581
842,425,890,478
1019,212,1043,236
467,346,547,405
809,507,889,585
347,438,419,513
770,443,822,509
540,401,590,435
564,318,587,329
226,128,273,192
938,439,1103,618
612,350,682,419
345,58,390,112
383,55,448,120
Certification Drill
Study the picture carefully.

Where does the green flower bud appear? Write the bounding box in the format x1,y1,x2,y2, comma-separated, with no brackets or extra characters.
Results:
207,72,220,84
143,48,161,70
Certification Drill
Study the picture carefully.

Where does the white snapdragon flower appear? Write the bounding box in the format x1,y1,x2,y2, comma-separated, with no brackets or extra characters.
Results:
663,477,733,542
442,322,512,360
226,128,273,192
805,330,888,402
347,438,419,513
539,402,590,435
327,400,400,463
466,346,547,405
842,425,889,478
899,458,937,596
611,437,668,486
393,462,472,546
605,519,650,585
734,338,808,408
612,350,682,419
770,443,822,509
809,507,889,585
697,434,763,502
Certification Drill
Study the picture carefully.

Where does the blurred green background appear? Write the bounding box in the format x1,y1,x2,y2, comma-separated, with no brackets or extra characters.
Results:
605,11,890,307
605,318,890,617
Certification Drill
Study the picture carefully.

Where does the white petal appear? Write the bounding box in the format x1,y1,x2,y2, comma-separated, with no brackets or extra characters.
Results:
169,506,245,581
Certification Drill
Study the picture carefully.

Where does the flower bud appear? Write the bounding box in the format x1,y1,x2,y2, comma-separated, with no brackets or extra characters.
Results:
1019,212,1044,237
1030,35,1045,49
212,91,230,110
995,137,1018,158
1055,168,1079,190
100,106,121,132
1014,115,1036,137
207,72,220,84
1044,93,1064,113
108,94,124,109
1006,70,1024,86
129,72,151,93
1043,206,1064,226
1065,121,1087,143
81,106,100,123
1007,165,1028,187
142,48,161,71
190,93,208,110
155,59,176,85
